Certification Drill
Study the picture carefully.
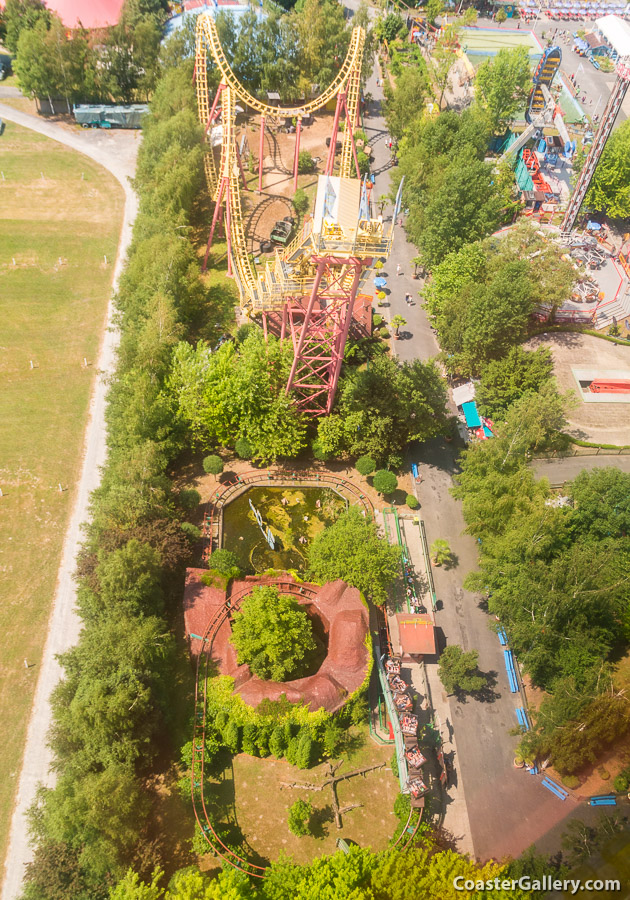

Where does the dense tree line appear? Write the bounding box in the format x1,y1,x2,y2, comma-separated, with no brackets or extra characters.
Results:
7,0,371,106
109,845,538,899
21,51,210,900
454,392,630,774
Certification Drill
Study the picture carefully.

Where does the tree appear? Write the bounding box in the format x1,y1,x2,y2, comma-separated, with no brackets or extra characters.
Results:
317,353,449,467
203,454,224,479
357,150,370,178
355,455,376,476
408,157,504,269
383,65,429,141
391,315,406,337
235,437,253,460
293,0,350,94
207,548,241,577
109,867,163,900
438,645,485,694
430,538,451,566
496,8,507,23
93,538,164,620
425,0,443,25
376,12,405,43
22,840,92,900
287,799,314,837
230,586,317,682
269,724,288,758
307,507,399,605
475,47,531,133
583,118,630,218
296,729,314,769
311,438,330,462
297,150,315,174
461,7,478,26
476,347,553,420
293,188,310,216
167,332,308,463
432,26,460,107
568,468,630,540
178,488,201,510
373,469,398,495
3,0,50,54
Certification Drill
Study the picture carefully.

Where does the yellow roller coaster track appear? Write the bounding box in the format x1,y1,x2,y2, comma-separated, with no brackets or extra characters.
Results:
195,13,369,310
196,13,365,120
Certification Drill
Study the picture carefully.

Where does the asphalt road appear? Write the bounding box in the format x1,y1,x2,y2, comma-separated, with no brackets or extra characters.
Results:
0,105,139,900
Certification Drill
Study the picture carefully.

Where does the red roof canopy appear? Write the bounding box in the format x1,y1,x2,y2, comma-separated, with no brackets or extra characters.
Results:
396,614,437,657
19,0,126,28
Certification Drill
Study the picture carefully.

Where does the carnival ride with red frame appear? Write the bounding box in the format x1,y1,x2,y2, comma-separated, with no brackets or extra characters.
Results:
561,54,630,233
195,13,402,416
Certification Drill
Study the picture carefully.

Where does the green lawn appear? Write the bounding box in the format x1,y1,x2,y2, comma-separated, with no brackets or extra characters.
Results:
0,121,124,865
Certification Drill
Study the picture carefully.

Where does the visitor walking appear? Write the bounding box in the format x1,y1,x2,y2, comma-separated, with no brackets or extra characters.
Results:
405,292,411,305
397,264,402,276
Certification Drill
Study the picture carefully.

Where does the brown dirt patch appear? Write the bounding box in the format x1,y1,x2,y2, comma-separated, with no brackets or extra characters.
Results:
524,332,630,446
236,112,335,255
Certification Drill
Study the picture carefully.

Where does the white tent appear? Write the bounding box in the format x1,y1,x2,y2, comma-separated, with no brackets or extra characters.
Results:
452,382,476,407
596,14,630,56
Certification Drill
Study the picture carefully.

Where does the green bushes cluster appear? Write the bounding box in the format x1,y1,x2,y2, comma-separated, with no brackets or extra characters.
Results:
21,62,209,900
187,675,371,773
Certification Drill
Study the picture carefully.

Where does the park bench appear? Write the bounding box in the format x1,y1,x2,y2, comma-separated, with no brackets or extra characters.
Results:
541,777,568,800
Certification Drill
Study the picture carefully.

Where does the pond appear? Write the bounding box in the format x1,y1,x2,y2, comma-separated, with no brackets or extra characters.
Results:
221,486,346,574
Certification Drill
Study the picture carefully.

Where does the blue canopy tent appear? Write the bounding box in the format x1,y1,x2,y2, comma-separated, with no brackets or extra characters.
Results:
462,401,482,428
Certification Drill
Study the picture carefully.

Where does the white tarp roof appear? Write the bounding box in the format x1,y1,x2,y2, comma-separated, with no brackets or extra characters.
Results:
596,15,630,57
452,382,476,407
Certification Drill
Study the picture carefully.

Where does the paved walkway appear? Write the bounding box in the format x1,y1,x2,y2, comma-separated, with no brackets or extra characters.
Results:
359,55,580,858
0,105,139,900
398,517,475,855
533,454,630,485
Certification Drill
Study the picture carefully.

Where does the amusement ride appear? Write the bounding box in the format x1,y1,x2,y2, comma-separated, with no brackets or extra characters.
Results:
194,13,402,417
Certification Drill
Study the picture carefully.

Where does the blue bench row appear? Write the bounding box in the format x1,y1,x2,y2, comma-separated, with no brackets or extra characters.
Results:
504,649,518,693
516,707,531,731
590,795,617,806
411,463,419,479
497,627,508,646
542,777,568,801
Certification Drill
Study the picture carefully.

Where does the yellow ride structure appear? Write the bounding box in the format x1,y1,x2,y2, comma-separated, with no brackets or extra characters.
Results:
194,12,402,415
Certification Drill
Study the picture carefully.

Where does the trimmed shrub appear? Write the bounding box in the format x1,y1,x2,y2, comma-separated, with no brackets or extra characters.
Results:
406,493,419,510
293,188,310,215
561,774,580,789
234,437,252,460
373,469,398,495
297,150,315,174
355,455,376,476
287,799,313,837
178,488,201,510
203,455,224,477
